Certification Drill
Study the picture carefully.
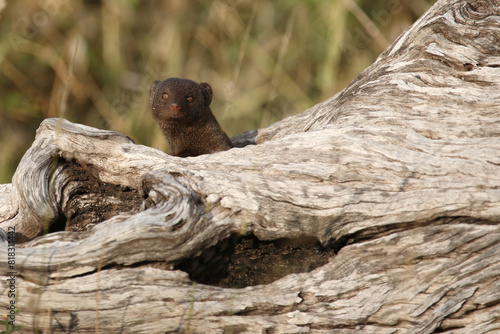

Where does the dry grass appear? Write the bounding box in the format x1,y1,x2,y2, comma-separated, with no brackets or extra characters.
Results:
0,0,433,183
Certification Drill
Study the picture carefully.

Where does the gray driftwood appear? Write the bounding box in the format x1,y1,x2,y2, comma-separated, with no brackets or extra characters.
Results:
2,0,500,332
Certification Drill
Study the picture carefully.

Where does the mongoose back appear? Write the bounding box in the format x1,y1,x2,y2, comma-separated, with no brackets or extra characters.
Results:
150,77,233,157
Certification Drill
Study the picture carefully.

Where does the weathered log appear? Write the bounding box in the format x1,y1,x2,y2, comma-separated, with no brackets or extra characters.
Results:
1,0,500,332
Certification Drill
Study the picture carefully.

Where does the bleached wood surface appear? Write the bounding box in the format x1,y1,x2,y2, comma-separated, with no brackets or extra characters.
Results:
1,0,500,332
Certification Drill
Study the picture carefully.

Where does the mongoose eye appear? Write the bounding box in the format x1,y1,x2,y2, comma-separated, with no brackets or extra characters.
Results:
187,96,193,102
162,93,168,99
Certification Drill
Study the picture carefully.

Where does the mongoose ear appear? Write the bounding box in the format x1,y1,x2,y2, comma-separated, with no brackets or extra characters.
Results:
200,82,213,106
150,80,162,105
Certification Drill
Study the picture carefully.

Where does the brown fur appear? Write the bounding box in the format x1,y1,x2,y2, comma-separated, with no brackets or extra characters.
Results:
150,78,233,157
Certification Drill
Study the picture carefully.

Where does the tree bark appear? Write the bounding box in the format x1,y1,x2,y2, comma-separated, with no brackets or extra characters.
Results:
2,0,500,332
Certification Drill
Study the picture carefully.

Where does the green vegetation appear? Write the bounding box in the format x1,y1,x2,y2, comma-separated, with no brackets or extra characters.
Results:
0,0,433,183
1,310,23,334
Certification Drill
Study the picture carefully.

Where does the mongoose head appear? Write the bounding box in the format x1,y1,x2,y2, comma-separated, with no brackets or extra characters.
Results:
150,77,213,124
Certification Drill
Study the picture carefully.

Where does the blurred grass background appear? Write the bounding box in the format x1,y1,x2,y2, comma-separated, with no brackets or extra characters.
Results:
0,0,433,183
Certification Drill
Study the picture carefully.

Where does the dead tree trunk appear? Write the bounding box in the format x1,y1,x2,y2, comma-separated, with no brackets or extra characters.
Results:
2,0,500,333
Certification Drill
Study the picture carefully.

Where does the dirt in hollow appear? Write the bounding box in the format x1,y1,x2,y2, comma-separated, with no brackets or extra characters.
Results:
49,161,144,234
175,234,335,288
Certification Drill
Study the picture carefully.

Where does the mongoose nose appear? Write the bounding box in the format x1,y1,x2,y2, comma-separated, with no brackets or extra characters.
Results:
170,103,180,111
